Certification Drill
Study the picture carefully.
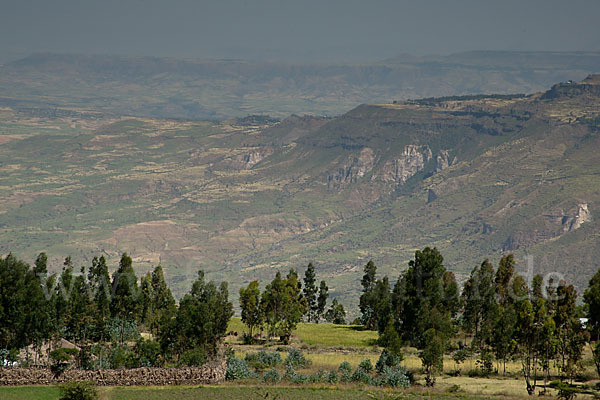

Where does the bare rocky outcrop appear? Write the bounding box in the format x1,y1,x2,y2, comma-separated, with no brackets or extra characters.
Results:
328,147,376,187
503,203,592,250
377,145,432,184
560,203,592,233
239,147,274,169
329,145,457,189
0,359,226,386
434,150,456,173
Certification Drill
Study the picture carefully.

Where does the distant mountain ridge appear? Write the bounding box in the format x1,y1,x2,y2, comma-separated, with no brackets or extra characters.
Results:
1,51,600,119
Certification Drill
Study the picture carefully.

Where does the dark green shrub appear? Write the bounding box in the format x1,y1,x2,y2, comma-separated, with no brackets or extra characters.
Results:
285,348,309,368
50,348,79,377
338,361,352,374
549,380,583,400
109,345,137,369
50,348,78,362
308,370,328,383
358,358,373,373
291,373,308,384
58,381,97,400
134,339,162,367
370,376,384,387
263,368,281,383
178,347,207,367
327,370,339,384
375,349,402,373
351,367,371,384
245,350,282,370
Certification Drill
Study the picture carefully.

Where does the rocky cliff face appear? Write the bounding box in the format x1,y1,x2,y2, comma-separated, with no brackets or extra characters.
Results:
328,147,376,187
328,145,457,189
541,74,600,100
434,150,456,173
377,145,432,184
561,203,592,233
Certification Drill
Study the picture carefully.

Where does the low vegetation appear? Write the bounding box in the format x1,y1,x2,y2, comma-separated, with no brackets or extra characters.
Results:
3,246,600,399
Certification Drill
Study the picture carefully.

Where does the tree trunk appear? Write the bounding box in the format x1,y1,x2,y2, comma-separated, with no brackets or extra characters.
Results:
526,382,535,396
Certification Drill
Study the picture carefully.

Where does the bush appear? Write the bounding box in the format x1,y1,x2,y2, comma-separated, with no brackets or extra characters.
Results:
308,370,328,383
109,345,138,369
284,363,297,381
291,373,308,384
134,339,162,367
375,349,402,373
50,348,79,377
263,368,281,383
381,366,410,388
225,357,255,381
283,363,312,384
245,351,282,370
340,371,352,383
178,347,207,367
327,370,339,384
550,380,584,400
377,321,403,360
50,348,78,363
370,376,384,387
58,381,97,400
351,367,371,384
358,358,373,373
338,361,352,374
285,348,309,368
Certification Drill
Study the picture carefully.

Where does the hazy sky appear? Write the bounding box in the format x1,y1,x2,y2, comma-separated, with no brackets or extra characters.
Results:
1,0,600,62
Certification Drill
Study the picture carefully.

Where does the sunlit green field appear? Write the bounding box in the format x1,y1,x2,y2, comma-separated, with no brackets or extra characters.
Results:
227,317,379,348
0,384,523,400
0,386,60,400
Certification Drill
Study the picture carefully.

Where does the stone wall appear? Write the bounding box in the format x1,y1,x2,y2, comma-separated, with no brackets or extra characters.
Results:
0,359,225,386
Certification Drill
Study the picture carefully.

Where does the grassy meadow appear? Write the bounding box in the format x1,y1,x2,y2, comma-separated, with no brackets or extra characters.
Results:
0,384,508,400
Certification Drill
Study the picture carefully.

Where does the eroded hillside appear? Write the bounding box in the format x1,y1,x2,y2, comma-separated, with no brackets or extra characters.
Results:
1,76,599,311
